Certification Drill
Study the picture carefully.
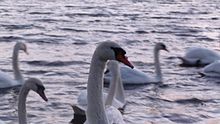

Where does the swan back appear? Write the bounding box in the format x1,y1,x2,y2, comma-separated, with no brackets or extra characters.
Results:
180,47,220,66
202,60,220,77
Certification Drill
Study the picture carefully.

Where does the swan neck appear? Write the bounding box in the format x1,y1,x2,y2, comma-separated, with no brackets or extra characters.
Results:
18,85,29,124
115,73,125,104
86,55,108,124
105,68,118,106
13,46,23,83
154,48,162,82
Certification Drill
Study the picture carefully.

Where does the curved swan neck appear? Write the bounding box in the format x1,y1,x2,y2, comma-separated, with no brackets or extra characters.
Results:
154,47,162,82
105,67,118,106
87,55,108,124
115,73,125,103
13,45,23,83
18,85,29,124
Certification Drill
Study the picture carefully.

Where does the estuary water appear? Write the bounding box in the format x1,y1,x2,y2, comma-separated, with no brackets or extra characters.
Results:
0,0,220,123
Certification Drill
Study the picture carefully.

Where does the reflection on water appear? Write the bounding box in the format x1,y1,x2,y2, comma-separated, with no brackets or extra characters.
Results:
0,0,220,124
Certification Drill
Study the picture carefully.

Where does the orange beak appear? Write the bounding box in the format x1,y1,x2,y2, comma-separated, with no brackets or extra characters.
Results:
116,54,134,69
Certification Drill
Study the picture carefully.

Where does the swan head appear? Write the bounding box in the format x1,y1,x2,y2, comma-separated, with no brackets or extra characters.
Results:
16,41,28,54
95,41,134,68
24,78,48,102
155,42,168,52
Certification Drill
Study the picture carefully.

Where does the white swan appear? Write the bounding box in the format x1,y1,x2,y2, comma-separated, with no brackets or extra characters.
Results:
73,60,126,116
178,47,220,67
18,78,48,124
104,42,168,84
85,41,133,124
0,120,5,124
200,60,220,78
0,41,28,88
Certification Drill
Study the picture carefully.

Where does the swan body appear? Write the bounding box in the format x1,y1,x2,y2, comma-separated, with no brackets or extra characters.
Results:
73,60,126,115
0,42,28,88
105,42,168,84
86,41,133,124
178,47,220,67
200,60,220,78
0,120,5,124
18,78,48,124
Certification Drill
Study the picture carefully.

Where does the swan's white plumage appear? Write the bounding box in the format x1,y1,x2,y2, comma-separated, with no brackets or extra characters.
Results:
0,71,19,88
105,65,153,84
0,41,27,88
77,90,125,110
74,60,126,116
0,120,5,124
179,47,220,66
104,42,167,84
86,41,129,124
201,60,220,78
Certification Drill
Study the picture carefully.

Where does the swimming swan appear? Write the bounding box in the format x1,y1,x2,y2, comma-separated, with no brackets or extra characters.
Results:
73,60,126,116
105,42,168,84
85,41,133,124
200,60,220,78
178,47,220,67
0,42,28,88
18,78,48,124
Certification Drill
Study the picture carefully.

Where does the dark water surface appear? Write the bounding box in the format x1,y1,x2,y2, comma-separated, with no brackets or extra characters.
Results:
0,0,220,124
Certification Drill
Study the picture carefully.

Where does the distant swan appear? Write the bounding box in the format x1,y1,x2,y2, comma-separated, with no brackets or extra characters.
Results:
0,42,28,88
18,78,48,124
105,42,168,84
200,60,220,78
85,41,133,124
0,120,5,124
178,47,220,67
73,60,126,115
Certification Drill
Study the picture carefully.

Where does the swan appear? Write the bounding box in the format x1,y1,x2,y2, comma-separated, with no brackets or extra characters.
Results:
85,41,133,124
18,78,48,124
72,60,126,116
104,42,168,84
0,41,28,88
0,120,5,124
0,78,47,124
178,47,220,67
199,60,220,78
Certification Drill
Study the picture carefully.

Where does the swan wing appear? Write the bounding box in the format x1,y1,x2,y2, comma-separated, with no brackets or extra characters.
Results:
106,106,125,124
77,90,125,110
184,47,220,65
0,71,18,88
105,66,151,84
84,106,125,124
202,61,220,77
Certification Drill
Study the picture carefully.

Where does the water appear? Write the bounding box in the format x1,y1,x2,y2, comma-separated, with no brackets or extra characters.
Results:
0,0,220,123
